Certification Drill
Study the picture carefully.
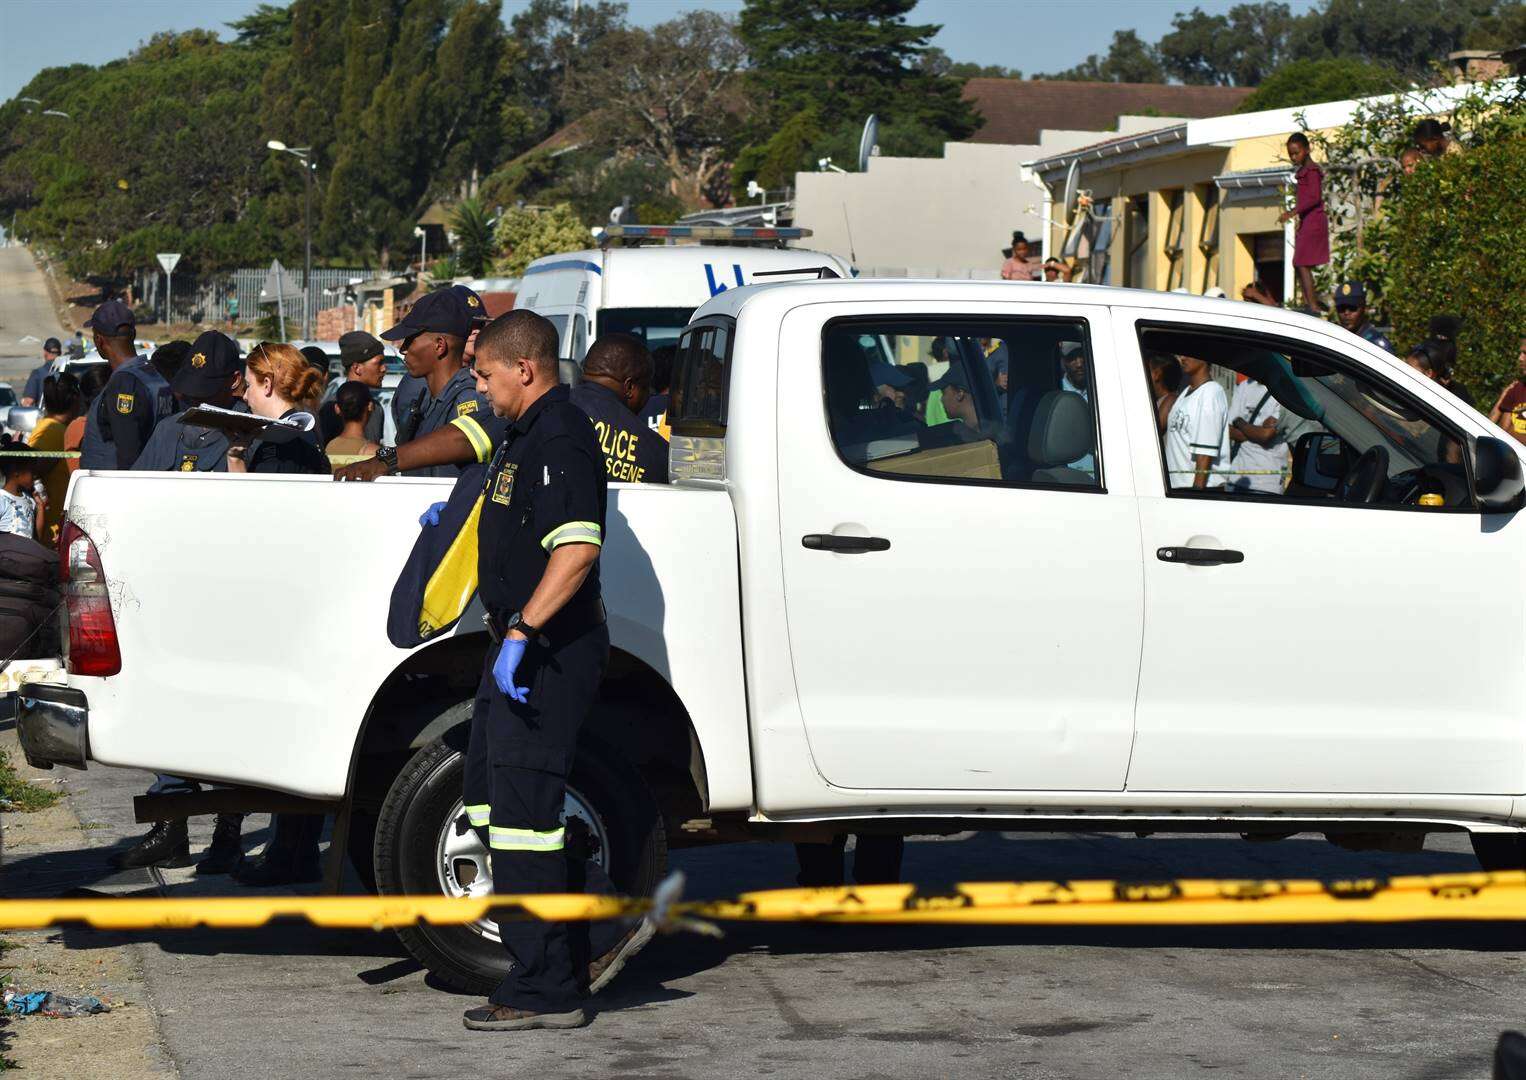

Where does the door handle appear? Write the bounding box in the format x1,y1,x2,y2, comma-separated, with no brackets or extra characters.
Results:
802,534,891,554
1156,546,1244,566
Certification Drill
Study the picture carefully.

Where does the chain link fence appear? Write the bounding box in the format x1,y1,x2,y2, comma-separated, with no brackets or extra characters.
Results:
132,266,372,334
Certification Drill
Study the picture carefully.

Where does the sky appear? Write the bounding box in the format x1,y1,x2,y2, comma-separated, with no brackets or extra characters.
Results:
0,0,1323,104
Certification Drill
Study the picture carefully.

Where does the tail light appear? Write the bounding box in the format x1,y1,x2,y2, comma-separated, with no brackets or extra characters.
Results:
59,520,121,677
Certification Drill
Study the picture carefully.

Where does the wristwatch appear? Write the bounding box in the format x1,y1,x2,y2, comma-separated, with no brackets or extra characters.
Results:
505,611,541,640
376,445,399,475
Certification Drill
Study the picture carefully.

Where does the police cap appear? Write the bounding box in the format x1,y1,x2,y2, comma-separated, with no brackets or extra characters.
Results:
172,331,243,397
870,361,913,389
84,299,136,337
1334,281,1367,309
381,288,473,342
43,337,62,355
450,284,490,326
339,330,384,367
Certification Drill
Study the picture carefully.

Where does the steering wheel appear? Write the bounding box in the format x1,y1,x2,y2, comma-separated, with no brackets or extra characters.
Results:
1338,445,1389,504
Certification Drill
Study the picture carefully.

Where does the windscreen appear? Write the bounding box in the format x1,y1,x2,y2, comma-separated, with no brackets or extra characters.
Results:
597,307,693,350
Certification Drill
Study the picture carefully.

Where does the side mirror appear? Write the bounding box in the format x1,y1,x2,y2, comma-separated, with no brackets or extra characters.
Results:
1471,436,1525,512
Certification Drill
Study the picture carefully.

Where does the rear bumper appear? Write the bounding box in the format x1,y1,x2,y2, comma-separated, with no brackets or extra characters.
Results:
16,682,90,770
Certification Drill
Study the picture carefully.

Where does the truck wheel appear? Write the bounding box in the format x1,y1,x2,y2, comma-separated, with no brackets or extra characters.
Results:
373,730,667,996
1470,832,1526,872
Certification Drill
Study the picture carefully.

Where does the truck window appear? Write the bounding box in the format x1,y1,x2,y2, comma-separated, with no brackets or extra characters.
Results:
669,320,731,436
821,317,1102,490
1137,323,1469,507
597,307,693,351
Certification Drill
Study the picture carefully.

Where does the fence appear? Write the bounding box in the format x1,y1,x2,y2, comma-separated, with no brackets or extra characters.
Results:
132,266,373,334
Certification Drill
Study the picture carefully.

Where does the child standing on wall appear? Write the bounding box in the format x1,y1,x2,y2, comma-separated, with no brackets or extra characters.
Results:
1279,132,1328,313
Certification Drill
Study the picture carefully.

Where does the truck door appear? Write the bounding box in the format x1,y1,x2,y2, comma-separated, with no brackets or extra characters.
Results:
1117,311,1526,795
775,303,1145,791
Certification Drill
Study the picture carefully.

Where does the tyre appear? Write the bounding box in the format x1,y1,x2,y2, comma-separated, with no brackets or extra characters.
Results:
373,725,667,995
1470,831,1526,872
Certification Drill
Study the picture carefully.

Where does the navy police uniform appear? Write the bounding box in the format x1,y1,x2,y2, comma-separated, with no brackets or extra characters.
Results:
381,287,500,476
569,381,668,484
1334,281,1394,354
133,331,246,472
462,383,609,1013
78,300,175,470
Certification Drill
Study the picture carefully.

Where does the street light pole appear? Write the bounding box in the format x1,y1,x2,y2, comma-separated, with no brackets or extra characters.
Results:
267,140,315,339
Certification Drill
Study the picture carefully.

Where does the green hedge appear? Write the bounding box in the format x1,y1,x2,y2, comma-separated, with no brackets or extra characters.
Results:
1385,137,1526,404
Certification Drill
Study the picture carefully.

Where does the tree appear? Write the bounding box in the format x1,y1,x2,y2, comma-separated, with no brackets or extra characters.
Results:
449,198,497,277
494,203,589,274
1041,30,1166,83
227,3,293,49
1158,3,1297,86
566,11,746,209
738,0,977,145
1290,0,1500,77
1236,57,1399,111
917,47,1020,80
1387,136,1526,401
320,0,520,265
509,0,628,145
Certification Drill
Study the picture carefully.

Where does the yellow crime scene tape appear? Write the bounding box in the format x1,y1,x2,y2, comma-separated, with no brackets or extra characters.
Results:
1,871,1522,933
0,450,80,458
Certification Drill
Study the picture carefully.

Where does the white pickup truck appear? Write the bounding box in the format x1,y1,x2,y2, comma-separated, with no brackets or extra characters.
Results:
18,281,1526,992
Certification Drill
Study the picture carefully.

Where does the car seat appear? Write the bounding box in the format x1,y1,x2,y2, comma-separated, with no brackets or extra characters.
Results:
1027,391,1096,485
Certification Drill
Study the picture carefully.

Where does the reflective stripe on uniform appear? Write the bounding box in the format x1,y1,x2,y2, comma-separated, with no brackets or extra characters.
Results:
450,415,494,462
488,825,565,852
541,521,602,551
464,803,490,827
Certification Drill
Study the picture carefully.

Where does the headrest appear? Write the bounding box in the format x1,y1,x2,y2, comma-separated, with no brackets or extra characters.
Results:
1027,390,1094,467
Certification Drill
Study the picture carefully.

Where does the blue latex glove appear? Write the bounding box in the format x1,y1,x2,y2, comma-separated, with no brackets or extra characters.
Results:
493,637,530,703
418,501,447,528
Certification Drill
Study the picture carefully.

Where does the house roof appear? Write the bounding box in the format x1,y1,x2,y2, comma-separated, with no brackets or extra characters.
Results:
962,78,1253,145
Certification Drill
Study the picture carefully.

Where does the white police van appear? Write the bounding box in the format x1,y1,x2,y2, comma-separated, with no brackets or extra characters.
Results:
511,225,853,375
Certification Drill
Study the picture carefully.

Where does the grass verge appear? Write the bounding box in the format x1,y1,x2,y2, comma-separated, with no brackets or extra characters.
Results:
0,748,60,813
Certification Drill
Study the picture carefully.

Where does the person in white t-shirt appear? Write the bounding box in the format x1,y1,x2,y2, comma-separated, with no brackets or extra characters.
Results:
1227,376,1288,494
1164,355,1230,489
0,437,45,541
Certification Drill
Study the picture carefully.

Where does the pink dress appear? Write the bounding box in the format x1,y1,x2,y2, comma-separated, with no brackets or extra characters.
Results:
1001,256,1038,281
1292,163,1329,268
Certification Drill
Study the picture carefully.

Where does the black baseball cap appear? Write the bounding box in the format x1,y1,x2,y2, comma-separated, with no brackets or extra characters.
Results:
85,299,136,337
339,330,384,366
43,337,62,355
381,289,473,342
172,331,243,397
870,361,913,389
929,361,973,392
1334,281,1367,309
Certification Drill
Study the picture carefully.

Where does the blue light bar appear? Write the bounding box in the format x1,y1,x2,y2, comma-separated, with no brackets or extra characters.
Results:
602,225,812,242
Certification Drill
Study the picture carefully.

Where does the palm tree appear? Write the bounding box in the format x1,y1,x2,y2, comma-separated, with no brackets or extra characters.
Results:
448,198,496,278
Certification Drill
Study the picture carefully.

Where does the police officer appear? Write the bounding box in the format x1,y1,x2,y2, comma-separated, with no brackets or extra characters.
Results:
373,287,500,477
318,331,387,445
132,331,247,472
1333,281,1394,354
21,337,61,407
78,299,176,469
450,310,645,1032
570,333,668,484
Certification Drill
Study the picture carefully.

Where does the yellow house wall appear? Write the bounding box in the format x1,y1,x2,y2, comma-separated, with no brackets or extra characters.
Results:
1221,203,1285,297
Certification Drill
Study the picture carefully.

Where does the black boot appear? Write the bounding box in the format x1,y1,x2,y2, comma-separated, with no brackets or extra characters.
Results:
109,818,191,870
234,814,323,886
195,814,246,876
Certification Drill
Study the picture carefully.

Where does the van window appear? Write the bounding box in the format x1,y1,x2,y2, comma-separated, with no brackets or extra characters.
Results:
543,314,570,354
598,307,693,350
668,320,731,436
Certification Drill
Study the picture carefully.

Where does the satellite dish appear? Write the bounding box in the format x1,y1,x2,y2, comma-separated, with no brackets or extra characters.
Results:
857,114,879,172
1061,159,1082,221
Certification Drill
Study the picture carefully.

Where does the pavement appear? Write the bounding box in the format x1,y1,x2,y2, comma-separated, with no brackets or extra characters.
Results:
0,244,67,384
4,726,1524,1080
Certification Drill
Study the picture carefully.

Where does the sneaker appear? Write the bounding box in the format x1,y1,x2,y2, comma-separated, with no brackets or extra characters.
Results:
462,1005,589,1031
109,819,192,871
588,918,655,995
